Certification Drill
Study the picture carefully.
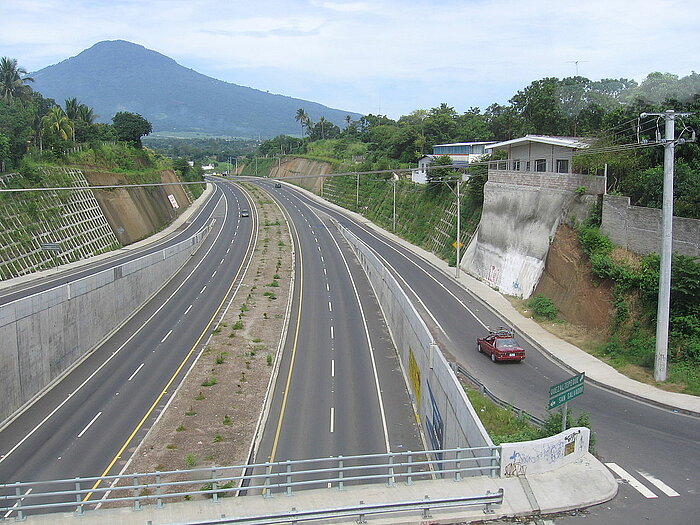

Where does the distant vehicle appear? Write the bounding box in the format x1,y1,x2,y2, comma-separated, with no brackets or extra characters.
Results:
274,182,282,188
476,327,525,362
240,209,250,218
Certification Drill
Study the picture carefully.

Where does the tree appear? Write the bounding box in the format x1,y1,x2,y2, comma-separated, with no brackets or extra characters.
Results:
112,111,152,148
427,154,456,194
41,106,73,148
0,132,9,172
0,57,34,105
295,108,309,137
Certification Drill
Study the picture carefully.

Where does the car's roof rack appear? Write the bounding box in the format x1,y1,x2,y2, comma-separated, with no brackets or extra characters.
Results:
489,326,514,337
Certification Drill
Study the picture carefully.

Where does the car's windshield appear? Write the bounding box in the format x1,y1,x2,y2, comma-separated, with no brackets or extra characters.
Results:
495,338,519,349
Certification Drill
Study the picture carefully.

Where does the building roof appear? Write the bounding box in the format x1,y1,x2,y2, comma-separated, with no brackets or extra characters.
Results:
432,141,497,147
488,135,595,150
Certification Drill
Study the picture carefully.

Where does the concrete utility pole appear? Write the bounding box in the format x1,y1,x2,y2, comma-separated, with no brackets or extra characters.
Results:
642,110,692,381
455,179,461,279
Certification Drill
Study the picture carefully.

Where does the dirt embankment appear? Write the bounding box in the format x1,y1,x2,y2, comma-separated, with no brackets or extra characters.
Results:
533,224,614,334
125,183,292,474
84,170,191,245
269,157,332,194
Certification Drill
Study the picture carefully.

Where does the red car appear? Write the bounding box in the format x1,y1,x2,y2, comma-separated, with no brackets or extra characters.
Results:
476,327,525,362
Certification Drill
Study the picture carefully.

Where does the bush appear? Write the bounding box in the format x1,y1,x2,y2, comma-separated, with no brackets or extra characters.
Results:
528,294,558,320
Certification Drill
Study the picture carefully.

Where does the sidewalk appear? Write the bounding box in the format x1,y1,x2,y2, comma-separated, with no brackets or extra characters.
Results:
23,453,616,525
298,183,700,417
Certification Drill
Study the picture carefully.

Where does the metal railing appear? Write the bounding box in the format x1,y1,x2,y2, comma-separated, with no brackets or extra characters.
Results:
0,447,500,520
454,362,546,428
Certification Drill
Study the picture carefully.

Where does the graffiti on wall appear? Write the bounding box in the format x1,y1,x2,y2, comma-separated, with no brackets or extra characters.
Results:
425,381,444,465
502,429,584,478
408,348,421,405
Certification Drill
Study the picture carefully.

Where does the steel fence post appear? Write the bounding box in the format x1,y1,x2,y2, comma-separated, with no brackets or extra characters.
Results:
338,456,344,491
422,495,432,519
156,473,164,508
286,461,292,497
406,452,413,485
75,479,84,516
133,476,141,510
15,485,25,521
386,455,395,487
212,467,219,503
455,449,462,481
491,447,500,478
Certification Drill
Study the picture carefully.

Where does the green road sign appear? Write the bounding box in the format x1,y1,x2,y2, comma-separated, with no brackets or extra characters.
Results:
548,372,585,409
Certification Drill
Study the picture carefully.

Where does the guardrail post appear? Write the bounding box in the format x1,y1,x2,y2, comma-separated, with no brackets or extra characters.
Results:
74,479,84,516
133,476,141,510
406,452,413,485
263,464,272,498
15,485,25,521
156,473,164,508
286,461,292,496
357,500,367,524
483,490,496,514
338,456,344,491
454,449,462,481
490,447,500,478
386,455,395,487
422,495,432,519
212,468,219,503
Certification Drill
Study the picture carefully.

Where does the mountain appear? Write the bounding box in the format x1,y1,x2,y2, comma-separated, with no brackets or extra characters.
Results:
31,40,361,138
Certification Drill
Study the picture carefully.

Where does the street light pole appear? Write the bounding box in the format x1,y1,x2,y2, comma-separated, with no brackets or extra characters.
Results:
455,179,461,279
393,179,396,232
356,172,360,208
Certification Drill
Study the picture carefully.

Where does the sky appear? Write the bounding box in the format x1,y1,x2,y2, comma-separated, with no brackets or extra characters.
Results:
2,0,699,119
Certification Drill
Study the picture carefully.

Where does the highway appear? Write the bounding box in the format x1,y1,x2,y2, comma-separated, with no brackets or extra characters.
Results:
257,179,699,525
0,182,256,492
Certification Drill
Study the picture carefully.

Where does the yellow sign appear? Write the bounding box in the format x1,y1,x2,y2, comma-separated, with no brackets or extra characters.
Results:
409,349,421,404
452,241,464,248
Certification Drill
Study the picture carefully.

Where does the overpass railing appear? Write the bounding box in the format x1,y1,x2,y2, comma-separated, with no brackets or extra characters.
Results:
1,446,500,520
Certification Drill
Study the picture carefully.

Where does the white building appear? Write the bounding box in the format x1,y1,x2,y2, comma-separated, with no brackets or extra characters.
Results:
486,135,594,174
412,141,496,184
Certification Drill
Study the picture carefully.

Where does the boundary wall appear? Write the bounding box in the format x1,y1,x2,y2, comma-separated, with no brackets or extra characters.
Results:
500,427,590,477
0,223,211,424
601,194,700,257
337,224,493,459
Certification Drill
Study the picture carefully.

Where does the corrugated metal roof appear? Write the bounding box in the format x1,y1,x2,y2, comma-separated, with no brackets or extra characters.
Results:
489,135,595,150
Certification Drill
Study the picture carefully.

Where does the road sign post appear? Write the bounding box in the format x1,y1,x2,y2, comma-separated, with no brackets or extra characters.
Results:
548,373,585,431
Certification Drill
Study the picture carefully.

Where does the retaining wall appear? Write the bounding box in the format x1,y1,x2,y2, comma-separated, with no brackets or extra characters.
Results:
338,224,493,458
0,225,210,424
601,194,700,257
500,427,590,477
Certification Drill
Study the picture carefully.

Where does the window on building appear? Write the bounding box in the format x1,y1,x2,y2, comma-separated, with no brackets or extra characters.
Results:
526,161,531,171
556,159,569,173
535,159,547,172
472,144,485,154
513,160,521,171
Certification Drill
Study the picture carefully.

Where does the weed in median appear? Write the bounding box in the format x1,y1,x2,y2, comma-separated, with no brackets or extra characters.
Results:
185,406,196,416
195,391,205,401
202,377,217,387
176,425,186,432
232,320,244,330
185,454,198,467
267,354,273,366
213,434,224,443
215,353,226,365
223,415,232,426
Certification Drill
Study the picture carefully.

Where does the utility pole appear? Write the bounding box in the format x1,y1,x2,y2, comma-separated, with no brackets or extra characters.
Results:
356,172,360,209
455,178,461,279
642,110,692,381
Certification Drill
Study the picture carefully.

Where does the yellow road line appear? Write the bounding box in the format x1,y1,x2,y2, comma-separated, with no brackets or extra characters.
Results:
267,195,304,465
84,185,256,501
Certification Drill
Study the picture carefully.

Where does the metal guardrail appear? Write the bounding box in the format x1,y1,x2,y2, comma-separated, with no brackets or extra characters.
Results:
173,490,505,525
453,362,546,428
0,447,500,520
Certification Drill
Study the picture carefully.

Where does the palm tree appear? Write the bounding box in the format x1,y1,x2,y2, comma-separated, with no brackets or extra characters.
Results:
77,104,96,124
344,115,351,129
0,57,34,104
64,98,80,140
295,108,308,137
318,116,328,140
41,106,73,145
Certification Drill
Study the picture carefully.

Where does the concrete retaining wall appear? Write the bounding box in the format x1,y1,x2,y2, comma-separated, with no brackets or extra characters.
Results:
601,194,700,257
460,182,595,298
488,170,605,194
338,224,493,457
0,225,210,424
500,427,590,477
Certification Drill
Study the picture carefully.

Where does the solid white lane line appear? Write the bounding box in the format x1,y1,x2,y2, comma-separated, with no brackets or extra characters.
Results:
78,412,102,438
184,304,193,315
329,407,335,433
127,363,144,381
331,359,335,377
328,301,333,312
605,463,657,498
3,489,32,518
161,330,173,343
637,471,680,497
200,286,207,293
330,326,334,339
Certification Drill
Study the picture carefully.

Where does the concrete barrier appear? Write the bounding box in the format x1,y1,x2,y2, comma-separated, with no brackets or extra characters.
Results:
337,224,493,460
500,427,590,477
0,224,211,425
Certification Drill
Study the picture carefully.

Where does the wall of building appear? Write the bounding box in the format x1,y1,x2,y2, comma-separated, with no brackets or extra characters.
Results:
0,225,210,424
601,194,700,257
338,224,494,468
488,170,605,194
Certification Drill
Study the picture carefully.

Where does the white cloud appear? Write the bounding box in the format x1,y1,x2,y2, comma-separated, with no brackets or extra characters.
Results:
1,0,698,118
